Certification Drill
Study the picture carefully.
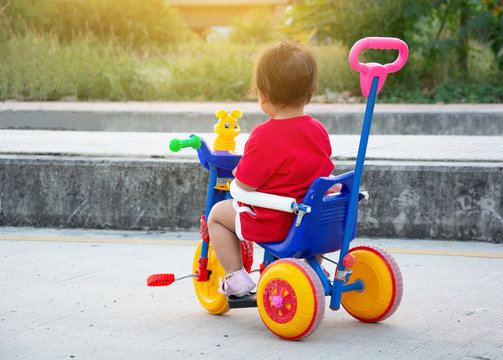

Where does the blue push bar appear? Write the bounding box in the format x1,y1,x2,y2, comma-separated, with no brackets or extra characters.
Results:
330,76,379,310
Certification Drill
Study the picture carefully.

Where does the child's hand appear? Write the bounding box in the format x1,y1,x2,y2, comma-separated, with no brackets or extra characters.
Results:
327,183,343,194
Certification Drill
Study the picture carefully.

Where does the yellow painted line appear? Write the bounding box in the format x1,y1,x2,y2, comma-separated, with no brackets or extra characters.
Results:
0,235,200,246
385,247,503,259
1,235,502,259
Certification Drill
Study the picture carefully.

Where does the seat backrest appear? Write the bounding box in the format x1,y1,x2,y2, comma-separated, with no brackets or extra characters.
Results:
257,171,359,259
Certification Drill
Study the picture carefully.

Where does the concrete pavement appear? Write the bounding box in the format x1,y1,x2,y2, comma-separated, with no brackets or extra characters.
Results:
1,227,502,359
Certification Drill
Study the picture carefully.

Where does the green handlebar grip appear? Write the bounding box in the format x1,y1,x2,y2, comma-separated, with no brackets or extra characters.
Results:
169,135,201,152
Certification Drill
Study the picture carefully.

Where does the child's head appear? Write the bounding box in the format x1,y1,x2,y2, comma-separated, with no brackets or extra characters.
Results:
252,41,318,108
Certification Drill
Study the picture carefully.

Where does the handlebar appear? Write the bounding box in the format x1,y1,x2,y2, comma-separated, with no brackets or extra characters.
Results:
349,37,408,74
169,135,201,152
349,37,408,97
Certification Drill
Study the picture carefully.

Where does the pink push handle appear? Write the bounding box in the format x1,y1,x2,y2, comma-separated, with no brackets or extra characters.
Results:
349,37,408,97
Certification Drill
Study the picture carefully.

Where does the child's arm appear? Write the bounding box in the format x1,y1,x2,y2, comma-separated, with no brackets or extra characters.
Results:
232,169,258,192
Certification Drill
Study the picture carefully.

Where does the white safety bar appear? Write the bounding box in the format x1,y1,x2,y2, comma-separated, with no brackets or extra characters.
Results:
229,180,297,213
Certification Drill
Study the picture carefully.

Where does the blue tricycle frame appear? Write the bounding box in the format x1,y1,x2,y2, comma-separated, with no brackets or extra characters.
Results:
150,37,408,340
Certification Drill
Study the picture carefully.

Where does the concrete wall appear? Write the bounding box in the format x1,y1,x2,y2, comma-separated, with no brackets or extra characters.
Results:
357,161,503,242
1,156,501,242
0,156,204,230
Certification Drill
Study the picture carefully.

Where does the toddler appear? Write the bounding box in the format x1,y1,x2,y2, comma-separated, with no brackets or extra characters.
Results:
207,41,335,296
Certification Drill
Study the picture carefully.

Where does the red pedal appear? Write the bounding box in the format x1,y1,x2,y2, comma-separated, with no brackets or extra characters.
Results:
147,273,175,287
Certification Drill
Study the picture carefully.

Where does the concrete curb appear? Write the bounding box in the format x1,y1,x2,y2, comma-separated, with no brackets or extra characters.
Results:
1,156,501,242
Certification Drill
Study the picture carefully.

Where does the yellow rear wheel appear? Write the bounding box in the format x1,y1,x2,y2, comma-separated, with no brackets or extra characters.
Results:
192,241,229,315
341,245,403,322
257,258,325,340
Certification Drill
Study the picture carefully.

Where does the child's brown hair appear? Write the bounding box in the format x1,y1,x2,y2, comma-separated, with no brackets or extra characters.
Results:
252,41,318,108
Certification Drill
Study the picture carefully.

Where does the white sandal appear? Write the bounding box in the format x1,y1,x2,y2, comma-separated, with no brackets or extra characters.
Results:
218,268,256,297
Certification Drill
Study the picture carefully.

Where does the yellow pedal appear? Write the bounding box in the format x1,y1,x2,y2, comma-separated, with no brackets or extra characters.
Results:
214,181,231,191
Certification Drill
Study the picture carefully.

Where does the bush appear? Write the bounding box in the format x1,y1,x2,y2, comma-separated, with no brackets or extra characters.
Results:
0,30,500,103
0,33,150,101
432,82,503,103
317,43,357,89
228,7,279,45
1,0,194,47
153,42,256,101
0,33,79,100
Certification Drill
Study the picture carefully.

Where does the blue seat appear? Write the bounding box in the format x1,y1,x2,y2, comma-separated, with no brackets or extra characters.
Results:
257,171,361,259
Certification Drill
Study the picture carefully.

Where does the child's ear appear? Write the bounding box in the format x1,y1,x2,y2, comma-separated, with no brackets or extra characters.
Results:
257,91,268,105
312,85,317,96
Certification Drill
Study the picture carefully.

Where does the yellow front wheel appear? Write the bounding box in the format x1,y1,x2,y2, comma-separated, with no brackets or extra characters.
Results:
192,241,230,315
341,245,403,322
257,258,325,340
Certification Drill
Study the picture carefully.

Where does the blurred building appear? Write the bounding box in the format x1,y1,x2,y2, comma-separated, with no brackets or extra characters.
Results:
166,0,289,33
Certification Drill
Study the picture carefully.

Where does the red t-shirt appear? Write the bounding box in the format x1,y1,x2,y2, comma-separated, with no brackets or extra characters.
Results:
234,115,334,242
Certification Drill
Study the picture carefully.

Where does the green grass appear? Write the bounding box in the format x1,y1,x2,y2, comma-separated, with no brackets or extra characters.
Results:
0,33,358,102
1,32,502,103
0,34,149,101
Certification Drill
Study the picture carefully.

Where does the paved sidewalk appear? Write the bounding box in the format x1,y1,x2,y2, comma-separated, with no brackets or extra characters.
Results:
1,227,502,360
1,129,502,163
2,101,503,135
2,101,503,114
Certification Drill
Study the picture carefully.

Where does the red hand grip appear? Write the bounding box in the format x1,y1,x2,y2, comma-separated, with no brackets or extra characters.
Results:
349,37,408,97
200,215,210,242
196,257,209,281
343,253,356,268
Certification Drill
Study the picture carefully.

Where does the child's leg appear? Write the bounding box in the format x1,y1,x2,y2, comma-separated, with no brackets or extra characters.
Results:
316,255,330,278
208,199,255,296
207,199,243,274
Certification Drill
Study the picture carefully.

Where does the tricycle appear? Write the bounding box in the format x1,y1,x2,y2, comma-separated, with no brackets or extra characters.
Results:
147,37,408,340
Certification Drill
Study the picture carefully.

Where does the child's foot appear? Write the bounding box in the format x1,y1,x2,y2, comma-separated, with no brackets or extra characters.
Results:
219,268,256,297
322,265,331,279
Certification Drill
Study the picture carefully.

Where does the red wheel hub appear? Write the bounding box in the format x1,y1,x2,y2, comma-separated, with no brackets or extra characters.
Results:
262,279,297,323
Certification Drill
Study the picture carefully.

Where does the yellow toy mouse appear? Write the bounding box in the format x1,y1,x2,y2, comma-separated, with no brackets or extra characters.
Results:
213,109,242,152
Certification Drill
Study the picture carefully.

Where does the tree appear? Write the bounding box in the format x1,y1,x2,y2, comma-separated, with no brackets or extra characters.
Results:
287,0,429,46
0,0,193,47
478,0,503,69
